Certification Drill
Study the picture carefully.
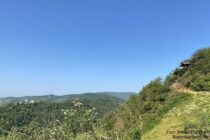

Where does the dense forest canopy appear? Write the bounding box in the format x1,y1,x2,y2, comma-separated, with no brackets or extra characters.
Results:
0,93,125,139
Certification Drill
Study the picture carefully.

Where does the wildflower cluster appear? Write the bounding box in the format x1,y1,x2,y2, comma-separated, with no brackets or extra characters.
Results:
60,99,98,137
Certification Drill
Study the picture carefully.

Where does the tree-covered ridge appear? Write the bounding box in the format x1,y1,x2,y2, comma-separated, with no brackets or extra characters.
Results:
0,92,136,105
0,100,102,140
0,94,124,138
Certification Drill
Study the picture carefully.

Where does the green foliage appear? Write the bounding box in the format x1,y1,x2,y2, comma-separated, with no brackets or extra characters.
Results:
141,92,192,134
167,47,210,91
185,47,210,90
0,94,123,136
0,95,123,140
139,78,170,112
190,48,210,73
60,99,97,137
103,78,166,137
190,74,210,91
0,100,111,140
128,127,141,140
0,102,64,134
174,68,187,77
103,78,193,139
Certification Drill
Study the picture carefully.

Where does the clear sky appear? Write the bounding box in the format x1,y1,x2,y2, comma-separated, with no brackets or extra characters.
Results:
0,0,210,97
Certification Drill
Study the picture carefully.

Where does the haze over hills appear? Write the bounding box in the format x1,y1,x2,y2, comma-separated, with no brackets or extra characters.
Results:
0,92,136,105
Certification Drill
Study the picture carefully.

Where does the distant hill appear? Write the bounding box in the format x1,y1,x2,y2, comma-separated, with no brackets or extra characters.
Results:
100,92,137,100
0,92,136,105
0,92,128,134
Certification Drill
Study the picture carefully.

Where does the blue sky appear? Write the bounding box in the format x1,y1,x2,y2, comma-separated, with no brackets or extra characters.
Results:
0,0,210,97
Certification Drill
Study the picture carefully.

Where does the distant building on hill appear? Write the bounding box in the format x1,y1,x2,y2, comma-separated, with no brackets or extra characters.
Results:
181,60,191,67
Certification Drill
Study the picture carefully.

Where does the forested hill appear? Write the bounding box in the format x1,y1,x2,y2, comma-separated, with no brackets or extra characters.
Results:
0,92,136,105
102,47,210,139
0,92,133,137
165,47,210,91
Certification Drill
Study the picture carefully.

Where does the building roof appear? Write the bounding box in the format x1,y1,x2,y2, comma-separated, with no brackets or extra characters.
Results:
181,60,191,67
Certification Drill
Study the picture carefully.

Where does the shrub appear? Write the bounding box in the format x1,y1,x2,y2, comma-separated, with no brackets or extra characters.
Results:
190,74,210,91
58,99,98,138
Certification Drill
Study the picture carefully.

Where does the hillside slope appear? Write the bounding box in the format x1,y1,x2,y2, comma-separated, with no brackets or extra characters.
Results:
142,92,210,140
102,47,210,139
166,47,210,91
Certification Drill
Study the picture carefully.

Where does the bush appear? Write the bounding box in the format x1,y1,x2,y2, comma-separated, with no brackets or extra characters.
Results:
190,74,210,91
58,99,98,138
178,47,210,90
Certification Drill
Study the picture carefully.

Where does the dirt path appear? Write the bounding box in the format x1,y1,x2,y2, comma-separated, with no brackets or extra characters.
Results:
177,89,210,96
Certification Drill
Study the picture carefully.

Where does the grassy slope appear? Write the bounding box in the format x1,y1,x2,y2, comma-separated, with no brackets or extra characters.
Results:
142,92,210,140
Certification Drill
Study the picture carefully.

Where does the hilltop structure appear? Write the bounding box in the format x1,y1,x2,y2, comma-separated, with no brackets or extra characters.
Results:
180,60,191,67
